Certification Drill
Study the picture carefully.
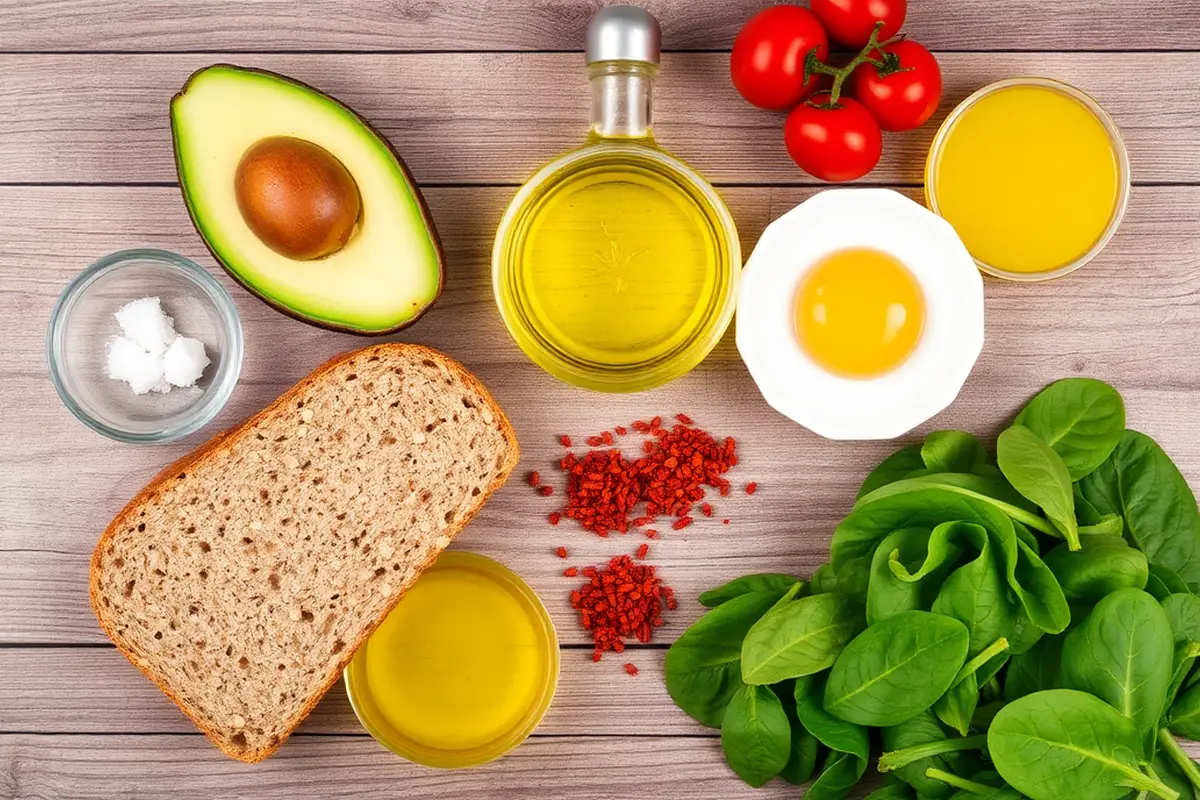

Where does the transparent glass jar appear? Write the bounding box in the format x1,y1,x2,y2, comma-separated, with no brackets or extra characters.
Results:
492,7,740,393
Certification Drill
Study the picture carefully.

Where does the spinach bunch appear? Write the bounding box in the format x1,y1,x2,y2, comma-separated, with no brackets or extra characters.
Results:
664,378,1200,800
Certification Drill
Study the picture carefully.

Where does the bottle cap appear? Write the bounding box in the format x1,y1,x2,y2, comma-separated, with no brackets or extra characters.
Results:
586,5,661,66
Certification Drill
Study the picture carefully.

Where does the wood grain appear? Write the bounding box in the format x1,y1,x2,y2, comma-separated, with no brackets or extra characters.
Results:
0,646,702,736
2,0,1197,52
0,53,1196,186
3,184,1200,648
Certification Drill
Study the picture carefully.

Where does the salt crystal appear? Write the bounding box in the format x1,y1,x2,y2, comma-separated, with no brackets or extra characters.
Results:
107,336,168,395
115,297,176,356
163,336,210,388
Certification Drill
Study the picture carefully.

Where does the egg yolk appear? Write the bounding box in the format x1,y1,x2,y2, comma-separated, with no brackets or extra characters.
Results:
794,248,926,379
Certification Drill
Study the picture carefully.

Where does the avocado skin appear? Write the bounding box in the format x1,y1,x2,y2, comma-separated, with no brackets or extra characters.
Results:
171,64,445,336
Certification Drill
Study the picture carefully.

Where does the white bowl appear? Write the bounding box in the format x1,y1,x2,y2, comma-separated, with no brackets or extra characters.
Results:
736,189,984,441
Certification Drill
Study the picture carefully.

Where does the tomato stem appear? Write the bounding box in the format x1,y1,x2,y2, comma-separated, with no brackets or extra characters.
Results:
804,20,911,108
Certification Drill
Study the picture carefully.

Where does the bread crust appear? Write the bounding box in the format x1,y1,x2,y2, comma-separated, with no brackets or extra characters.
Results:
89,343,520,762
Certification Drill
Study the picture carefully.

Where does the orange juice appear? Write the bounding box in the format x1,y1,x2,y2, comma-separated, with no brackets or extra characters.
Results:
927,78,1128,280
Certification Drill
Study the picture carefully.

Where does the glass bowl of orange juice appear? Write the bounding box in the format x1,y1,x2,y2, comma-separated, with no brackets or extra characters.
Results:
925,77,1130,282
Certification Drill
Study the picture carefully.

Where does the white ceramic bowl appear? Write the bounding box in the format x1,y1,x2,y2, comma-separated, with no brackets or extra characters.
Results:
736,189,984,441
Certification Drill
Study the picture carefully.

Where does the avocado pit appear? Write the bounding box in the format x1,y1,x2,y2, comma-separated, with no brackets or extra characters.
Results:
234,136,361,260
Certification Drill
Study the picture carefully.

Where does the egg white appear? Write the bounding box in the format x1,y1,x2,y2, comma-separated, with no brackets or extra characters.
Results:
736,188,984,441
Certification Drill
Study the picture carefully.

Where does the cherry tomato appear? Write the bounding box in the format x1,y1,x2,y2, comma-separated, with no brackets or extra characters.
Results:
784,96,883,182
730,5,830,111
810,0,907,48
848,39,942,131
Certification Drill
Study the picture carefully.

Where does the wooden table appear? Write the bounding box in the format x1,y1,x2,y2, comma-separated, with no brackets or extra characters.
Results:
2,2,1198,797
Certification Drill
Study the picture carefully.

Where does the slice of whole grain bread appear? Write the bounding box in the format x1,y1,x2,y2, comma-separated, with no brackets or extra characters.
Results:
90,343,519,762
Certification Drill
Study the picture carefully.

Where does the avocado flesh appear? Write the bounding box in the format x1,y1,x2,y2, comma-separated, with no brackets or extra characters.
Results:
171,65,443,334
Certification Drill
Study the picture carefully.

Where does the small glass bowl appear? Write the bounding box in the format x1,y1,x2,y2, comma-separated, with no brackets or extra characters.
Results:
925,77,1131,282
47,249,244,443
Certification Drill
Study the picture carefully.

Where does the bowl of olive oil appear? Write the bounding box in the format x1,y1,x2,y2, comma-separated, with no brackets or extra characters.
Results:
493,7,740,392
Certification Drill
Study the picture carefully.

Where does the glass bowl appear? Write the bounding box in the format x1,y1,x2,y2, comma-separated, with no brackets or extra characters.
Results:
47,249,244,443
924,77,1131,282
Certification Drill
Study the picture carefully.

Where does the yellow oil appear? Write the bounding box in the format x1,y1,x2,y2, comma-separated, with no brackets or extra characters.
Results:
497,149,736,375
348,556,555,757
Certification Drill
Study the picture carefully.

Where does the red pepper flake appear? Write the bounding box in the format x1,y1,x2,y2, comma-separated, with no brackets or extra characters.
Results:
586,436,605,447
645,529,658,539
675,413,694,425
723,519,730,525
556,546,569,559
650,415,662,429
569,555,673,660
636,543,649,560
745,482,758,495
559,434,572,448
700,502,713,517
615,426,628,436
549,512,562,526
601,430,614,445
672,517,694,531
623,662,639,677
527,471,541,488
539,485,554,497
563,566,579,578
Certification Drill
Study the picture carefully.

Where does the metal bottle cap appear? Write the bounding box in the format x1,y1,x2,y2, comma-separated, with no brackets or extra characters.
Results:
585,5,662,65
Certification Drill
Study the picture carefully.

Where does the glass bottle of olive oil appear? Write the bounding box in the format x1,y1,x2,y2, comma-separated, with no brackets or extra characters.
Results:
493,6,741,392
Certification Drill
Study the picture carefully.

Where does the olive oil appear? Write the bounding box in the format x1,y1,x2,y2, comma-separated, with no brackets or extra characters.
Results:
494,7,740,392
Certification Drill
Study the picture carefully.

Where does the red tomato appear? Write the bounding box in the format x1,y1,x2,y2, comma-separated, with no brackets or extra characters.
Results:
849,39,943,131
730,5,830,110
810,0,907,48
784,96,883,182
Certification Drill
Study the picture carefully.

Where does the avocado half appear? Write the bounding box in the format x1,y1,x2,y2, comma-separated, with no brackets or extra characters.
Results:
171,65,445,335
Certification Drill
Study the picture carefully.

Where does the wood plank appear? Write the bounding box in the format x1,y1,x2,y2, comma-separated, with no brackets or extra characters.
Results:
1,0,1196,52
0,53,1195,186
2,184,1200,645
0,646,702,736
0,733,798,800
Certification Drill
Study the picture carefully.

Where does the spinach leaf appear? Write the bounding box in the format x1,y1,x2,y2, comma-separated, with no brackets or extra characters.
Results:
740,592,865,685
1005,634,1063,702
867,527,951,624
997,424,1080,550
1150,564,1195,600
664,590,784,727
989,689,1176,800
698,574,803,608
1163,593,1200,653
863,779,918,798
1042,535,1149,603
1168,682,1200,740
1077,430,1200,591
858,443,926,500
720,683,791,788
925,768,1022,799
811,562,838,594
1079,513,1126,538
922,430,992,475
776,682,821,786
1014,377,1126,481
1156,729,1200,798
881,711,982,799
824,611,970,727
1060,588,1173,740
935,639,1011,736
931,524,1018,657
1005,535,1072,638
832,486,1048,575
795,674,870,800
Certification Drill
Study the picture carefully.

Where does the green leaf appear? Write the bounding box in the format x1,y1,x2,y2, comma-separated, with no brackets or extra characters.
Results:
1163,593,1200,651
997,424,1080,550
776,682,821,786
1014,377,1126,481
795,674,870,799
1079,512,1126,537
935,639,1011,736
664,590,783,727
922,430,992,474
989,689,1177,800
810,562,838,594
1060,588,1174,740
1005,634,1064,702
698,574,803,608
882,710,984,798
740,592,865,685
863,779,917,799
1169,682,1200,740
720,684,791,788
1149,565,1194,600
930,524,1018,658
1078,430,1200,592
867,527,951,625
824,611,970,727
1042,535,1149,603
858,443,926,500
